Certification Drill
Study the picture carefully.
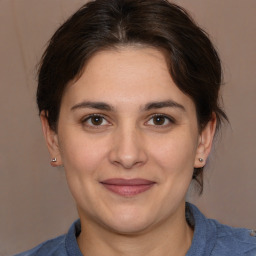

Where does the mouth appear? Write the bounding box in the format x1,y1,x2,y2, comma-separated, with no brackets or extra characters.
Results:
100,178,156,197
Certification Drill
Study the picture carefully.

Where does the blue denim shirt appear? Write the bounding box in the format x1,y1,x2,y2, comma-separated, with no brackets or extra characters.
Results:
15,203,256,256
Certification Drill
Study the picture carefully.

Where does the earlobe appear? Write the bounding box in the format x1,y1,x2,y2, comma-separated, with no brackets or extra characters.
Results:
194,113,217,168
40,111,62,167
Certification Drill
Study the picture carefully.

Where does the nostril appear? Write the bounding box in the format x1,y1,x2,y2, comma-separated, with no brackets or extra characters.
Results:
112,159,143,169
108,129,148,169
109,149,148,169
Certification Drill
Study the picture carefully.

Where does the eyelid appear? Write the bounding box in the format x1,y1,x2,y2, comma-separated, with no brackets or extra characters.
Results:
81,113,175,129
82,114,111,127
145,113,176,127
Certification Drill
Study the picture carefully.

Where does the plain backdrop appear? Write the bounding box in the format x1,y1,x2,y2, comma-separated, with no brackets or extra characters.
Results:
0,0,255,255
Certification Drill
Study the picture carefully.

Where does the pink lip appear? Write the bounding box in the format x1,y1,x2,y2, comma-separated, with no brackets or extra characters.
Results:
100,178,156,197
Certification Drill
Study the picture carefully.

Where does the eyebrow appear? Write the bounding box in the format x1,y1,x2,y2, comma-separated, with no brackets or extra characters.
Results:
143,100,186,112
70,100,185,112
71,101,114,111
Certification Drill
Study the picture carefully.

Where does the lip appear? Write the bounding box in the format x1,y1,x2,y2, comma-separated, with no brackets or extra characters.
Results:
100,178,156,197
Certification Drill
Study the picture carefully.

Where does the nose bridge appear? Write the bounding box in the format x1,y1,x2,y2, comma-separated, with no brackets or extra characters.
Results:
109,122,147,169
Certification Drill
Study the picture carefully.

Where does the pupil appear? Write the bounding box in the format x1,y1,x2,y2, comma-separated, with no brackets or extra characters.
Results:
92,116,103,125
154,116,165,125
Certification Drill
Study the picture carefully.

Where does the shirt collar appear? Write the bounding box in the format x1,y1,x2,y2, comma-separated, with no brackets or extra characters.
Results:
186,203,217,256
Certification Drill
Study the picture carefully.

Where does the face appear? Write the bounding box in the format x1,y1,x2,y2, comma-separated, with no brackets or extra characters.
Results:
42,47,215,235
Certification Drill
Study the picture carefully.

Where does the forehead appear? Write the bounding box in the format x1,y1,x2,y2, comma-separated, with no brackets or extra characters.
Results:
62,47,195,112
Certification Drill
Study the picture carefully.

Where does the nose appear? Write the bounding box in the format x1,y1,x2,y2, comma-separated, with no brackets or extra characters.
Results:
109,125,148,169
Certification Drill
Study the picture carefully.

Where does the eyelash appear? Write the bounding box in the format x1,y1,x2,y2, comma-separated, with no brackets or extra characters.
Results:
145,114,175,127
81,113,175,128
82,114,110,128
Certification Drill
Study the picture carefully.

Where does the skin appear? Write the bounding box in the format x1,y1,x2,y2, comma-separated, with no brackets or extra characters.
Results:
41,47,216,256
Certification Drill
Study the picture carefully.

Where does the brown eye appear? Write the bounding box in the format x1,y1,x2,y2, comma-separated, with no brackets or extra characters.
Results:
83,115,109,127
152,116,166,125
146,114,174,127
90,116,104,125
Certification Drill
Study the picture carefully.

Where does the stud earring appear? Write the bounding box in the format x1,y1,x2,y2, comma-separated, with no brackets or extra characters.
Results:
51,158,57,163
199,158,204,163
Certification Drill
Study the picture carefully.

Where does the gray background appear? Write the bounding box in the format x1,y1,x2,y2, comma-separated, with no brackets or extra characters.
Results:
0,0,255,255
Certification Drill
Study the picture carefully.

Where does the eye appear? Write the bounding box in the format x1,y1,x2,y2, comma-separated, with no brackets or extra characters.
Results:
146,114,174,127
82,114,110,127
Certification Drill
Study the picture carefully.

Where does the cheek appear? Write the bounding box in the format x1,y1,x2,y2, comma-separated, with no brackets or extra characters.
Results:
58,129,110,175
148,130,198,176
57,130,111,208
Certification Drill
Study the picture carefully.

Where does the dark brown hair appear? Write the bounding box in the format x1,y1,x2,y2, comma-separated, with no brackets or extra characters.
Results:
37,0,228,193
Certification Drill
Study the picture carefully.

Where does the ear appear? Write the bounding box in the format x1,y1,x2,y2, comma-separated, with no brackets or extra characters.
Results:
40,111,62,167
194,113,217,168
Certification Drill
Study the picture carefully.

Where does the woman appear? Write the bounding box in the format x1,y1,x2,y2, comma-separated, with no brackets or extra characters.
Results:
16,0,256,255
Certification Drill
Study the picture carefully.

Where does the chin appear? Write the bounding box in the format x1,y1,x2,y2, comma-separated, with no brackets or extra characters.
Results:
107,220,154,235
100,207,158,235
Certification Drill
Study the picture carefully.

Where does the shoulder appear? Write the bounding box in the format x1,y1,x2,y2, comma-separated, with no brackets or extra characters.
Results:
187,203,256,256
14,235,66,256
14,235,67,256
211,219,256,255
14,219,82,256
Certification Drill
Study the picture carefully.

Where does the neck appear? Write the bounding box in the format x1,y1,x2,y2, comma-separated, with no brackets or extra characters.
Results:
77,204,194,256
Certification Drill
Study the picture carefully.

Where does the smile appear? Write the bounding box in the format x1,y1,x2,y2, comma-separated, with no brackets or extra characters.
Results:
100,178,156,197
